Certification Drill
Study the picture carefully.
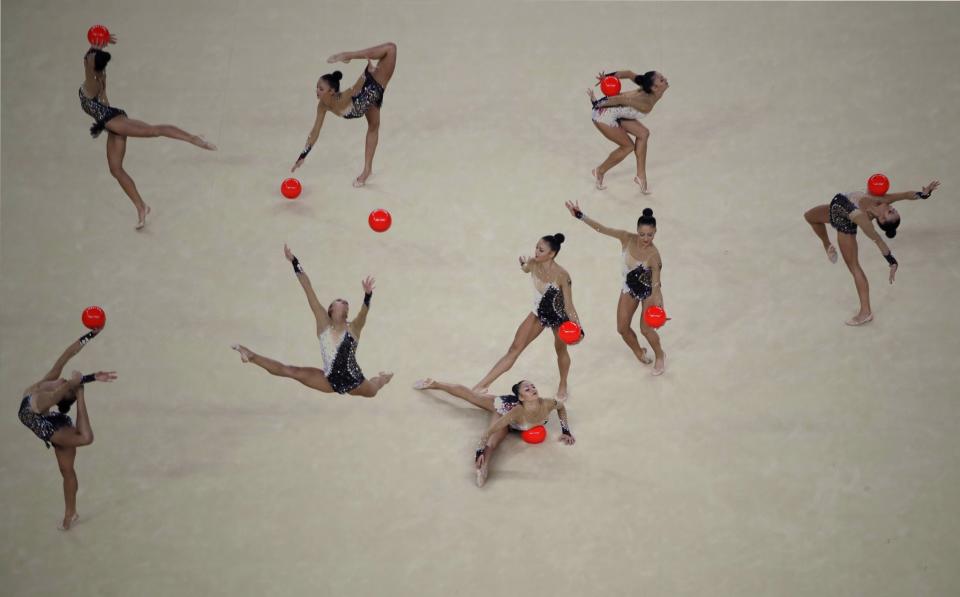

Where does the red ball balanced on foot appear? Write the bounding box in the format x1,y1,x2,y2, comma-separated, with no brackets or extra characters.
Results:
82,306,106,330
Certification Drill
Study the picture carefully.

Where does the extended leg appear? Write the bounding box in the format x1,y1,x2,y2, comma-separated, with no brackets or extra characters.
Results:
473,314,545,393
620,119,651,193
329,42,397,87
552,332,571,400
105,117,216,149
593,122,634,188
354,108,380,187
232,345,335,392
54,446,79,530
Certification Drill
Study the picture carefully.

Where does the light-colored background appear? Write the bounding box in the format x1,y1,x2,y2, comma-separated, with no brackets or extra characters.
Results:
2,2,959,596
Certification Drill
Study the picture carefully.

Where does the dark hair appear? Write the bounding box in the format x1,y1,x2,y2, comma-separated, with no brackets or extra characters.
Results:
637,208,656,228
320,71,343,93
511,381,526,398
87,49,111,72
57,389,77,414
541,233,565,254
634,71,657,94
878,215,901,239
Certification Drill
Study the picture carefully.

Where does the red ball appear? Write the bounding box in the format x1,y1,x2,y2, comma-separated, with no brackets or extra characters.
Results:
521,425,547,444
643,305,667,328
867,173,890,196
600,76,621,97
368,209,392,233
558,321,582,345
281,178,302,199
87,25,110,46
82,306,106,330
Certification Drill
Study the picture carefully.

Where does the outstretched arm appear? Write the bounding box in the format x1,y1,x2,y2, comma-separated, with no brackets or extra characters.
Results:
292,104,327,172
43,329,102,382
565,201,631,242
881,180,940,205
284,244,332,333
476,409,521,457
350,277,375,338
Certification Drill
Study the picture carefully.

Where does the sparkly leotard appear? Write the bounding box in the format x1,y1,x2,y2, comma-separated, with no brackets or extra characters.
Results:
343,70,385,119
622,249,653,301
79,87,127,138
493,395,548,431
592,105,645,128
531,281,569,329
18,396,73,448
318,328,366,394
829,192,865,235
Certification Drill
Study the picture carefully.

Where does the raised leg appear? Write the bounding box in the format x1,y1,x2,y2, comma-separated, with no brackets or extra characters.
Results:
804,204,837,263
349,372,394,398
232,345,335,393
105,117,216,149
836,232,872,324
329,42,397,87
473,314,545,393
416,379,497,412
106,132,150,229
616,293,653,365
354,108,380,187
49,391,95,449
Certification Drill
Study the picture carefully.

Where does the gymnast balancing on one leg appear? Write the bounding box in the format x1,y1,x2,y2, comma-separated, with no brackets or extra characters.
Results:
291,42,398,188
588,70,669,194
80,36,216,230
472,234,583,401
803,180,940,326
413,378,574,488
566,201,667,375
17,328,117,530
232,245,393,397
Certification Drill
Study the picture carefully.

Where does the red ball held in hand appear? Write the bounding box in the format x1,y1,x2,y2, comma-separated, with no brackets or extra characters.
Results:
867,173,890,196
558,321,582,345
521,425,547,444
87,25,110,46
368,209,392,233
82,306,106,329
643,306,667,329
600,76,621,97
281,178,302,199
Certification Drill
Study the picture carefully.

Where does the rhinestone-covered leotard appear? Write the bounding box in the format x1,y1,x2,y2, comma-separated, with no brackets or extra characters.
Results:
829,192,864,235
622,249,653,301
18,396,73,449
79,87,127,138
531,281,569,329
343,70,385,119
318,328,366,394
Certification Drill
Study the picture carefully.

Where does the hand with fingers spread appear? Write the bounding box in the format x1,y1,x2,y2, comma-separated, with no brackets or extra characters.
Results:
920,180,940,199
92,371,118,383
565,200,583,219
362,276,376,294
889,263,898,284
284,244,295,262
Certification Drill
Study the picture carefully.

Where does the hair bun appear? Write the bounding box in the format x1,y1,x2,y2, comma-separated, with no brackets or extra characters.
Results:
642,208,654,217
554,233,565,244
885,229,896,239
332,71,343,82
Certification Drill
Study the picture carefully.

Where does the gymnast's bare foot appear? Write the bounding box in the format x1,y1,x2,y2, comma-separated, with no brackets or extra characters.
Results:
231,344,253,363
135,204,151,231
354,169,372,188
191,135,217,150
327,52,351,64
